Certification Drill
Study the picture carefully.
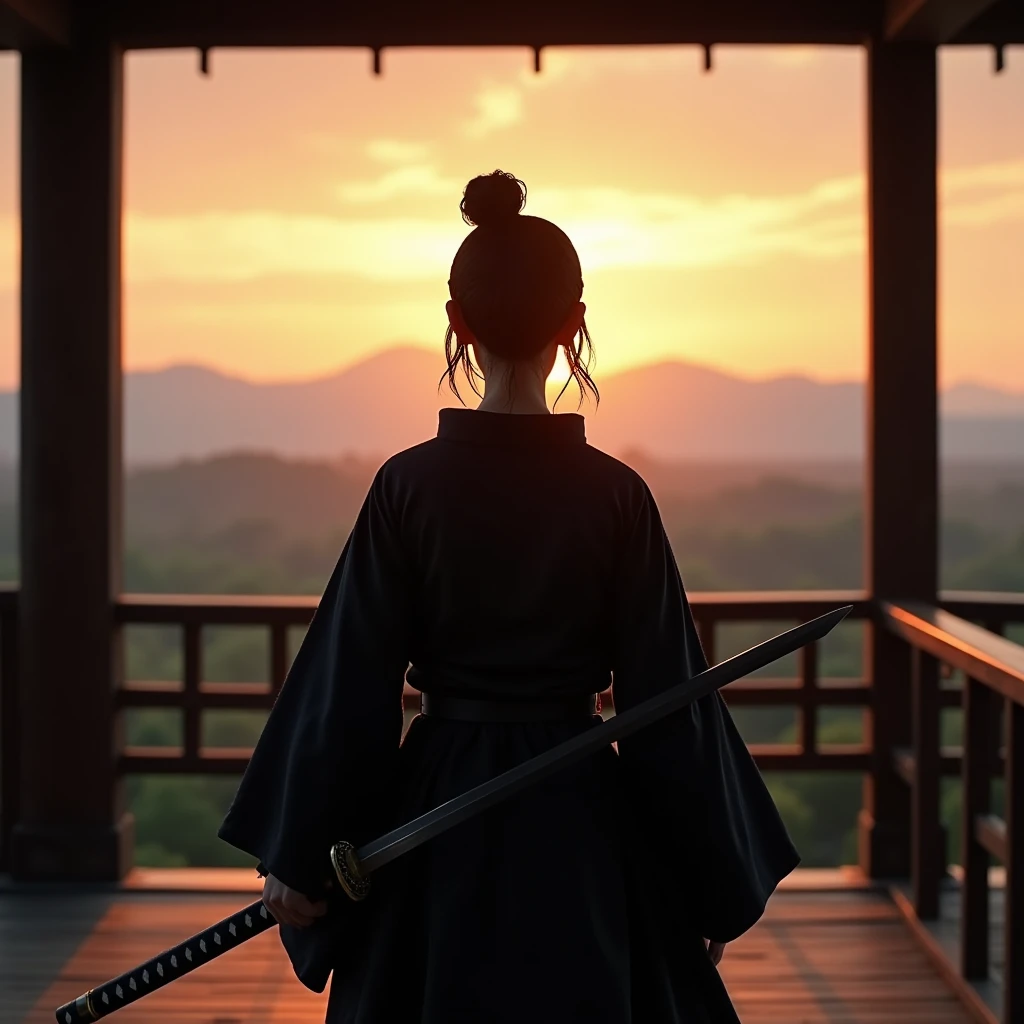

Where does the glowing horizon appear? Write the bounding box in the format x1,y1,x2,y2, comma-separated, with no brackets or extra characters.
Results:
109,341,1024,399
0,44,1021,395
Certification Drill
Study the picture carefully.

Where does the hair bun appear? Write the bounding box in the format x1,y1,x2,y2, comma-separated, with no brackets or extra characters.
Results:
460,170,526,227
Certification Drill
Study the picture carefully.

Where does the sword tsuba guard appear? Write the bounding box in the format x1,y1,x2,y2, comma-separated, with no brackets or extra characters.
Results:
329,840,371,901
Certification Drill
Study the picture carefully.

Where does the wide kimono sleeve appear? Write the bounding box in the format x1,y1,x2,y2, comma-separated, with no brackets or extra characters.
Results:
611,482,800,944
217,463,411,903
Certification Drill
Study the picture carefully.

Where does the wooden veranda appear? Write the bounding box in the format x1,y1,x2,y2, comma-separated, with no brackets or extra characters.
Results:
1,1,1023,1022
0,874,991,1024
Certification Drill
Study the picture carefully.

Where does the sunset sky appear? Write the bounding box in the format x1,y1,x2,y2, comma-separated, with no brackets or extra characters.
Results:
0,44,1021,393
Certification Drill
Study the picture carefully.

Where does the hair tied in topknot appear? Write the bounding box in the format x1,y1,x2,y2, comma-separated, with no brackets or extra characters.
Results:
460,170,527,227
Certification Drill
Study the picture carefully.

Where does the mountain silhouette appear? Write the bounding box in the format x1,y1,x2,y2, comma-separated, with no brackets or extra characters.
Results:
0,345,1020,465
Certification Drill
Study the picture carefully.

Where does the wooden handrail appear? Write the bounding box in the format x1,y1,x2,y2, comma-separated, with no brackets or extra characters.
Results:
881,600,1024,706
941,590,1024,622
114,589,1024,628
114,589,873,624
117,593,318,625
881,598,1024,1024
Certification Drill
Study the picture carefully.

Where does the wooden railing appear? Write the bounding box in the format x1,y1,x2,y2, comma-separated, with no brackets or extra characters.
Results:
940,591,1024,636
113,590,873,776
116,595,317,775
881,600,1024,1024
3,583,1023,1023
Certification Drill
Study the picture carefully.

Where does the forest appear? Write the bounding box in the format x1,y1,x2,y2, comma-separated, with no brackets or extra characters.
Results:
0,452,1021,871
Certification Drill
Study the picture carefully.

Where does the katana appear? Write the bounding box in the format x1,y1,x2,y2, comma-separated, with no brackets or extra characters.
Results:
56,605,850,1023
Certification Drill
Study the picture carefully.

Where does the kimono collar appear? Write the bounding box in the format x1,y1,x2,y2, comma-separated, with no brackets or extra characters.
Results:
437,408,587,446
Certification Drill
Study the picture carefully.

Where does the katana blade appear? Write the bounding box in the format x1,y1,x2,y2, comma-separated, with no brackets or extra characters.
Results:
55,604,851,1022
353,604,851,874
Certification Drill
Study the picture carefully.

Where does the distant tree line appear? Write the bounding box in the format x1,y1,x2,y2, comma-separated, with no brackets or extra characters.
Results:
0,452,1021,869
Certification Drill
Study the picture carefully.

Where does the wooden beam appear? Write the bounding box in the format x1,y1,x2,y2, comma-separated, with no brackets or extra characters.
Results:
5,0,1018,50
12,41,130,881
951,0,1024,43
0,0,68,48
859,42,938,880
886,0,1001,41
105,0,878,49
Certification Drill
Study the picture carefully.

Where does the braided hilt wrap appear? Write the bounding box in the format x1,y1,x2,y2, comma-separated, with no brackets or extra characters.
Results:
53,899,277,1022
330,840,371,900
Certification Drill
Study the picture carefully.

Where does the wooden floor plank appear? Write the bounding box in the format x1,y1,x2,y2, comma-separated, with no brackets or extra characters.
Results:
2,890,975,1024
719,893,975,1024
0,893,113,1024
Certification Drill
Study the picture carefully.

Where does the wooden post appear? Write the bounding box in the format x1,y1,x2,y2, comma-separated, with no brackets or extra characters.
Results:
960,677,992,979
911,649,941,918
11,41,131,880
1006,699,1024,1024
859,42,939,879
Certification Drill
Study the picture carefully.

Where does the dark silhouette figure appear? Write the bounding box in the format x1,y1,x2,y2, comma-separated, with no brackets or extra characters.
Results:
218,171,799,1023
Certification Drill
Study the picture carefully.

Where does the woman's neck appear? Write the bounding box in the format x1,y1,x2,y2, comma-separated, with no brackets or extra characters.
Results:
476,363,550,415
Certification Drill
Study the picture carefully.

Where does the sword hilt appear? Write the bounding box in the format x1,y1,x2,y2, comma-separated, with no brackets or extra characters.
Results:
329,840,371,900
54,992,98,1023
53,899,277,1022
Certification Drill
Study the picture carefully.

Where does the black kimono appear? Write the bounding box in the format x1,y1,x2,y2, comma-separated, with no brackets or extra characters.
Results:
218,408,799,1023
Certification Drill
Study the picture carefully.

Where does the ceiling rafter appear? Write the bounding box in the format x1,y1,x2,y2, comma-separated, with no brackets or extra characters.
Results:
0,0,69,48
885,0,1002,41
951,0,1024,43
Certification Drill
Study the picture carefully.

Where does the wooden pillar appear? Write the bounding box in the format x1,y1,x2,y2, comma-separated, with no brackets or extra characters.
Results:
11,41,130,880
859,42,939,879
